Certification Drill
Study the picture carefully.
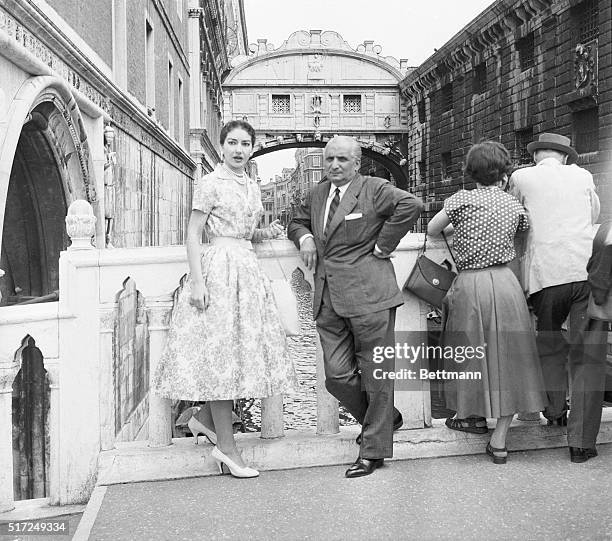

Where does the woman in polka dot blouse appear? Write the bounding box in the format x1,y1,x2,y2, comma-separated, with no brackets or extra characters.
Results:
427,141,547,464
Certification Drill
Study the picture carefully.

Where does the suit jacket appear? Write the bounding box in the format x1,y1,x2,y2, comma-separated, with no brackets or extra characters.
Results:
287,174,423,319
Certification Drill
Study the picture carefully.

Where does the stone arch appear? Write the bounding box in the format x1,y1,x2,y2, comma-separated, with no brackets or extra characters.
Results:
0,76,99,304
252,135,408,189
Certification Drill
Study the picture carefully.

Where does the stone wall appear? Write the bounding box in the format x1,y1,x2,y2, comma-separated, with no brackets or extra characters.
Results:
111,126,192,248
400,0,612,228
46,0,113,66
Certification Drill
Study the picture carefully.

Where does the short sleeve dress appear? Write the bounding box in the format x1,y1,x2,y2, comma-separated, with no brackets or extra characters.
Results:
153,165,298,401
441,187,547,418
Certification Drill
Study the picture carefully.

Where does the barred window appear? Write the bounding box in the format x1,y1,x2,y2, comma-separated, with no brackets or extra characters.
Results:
517,33,534,71
573,108,599,154
573,0,599,43
417,99,426,123
441,83,453,112
441,152,452,180
473,63,487,95
271,95,290,114
515,128,534,165
418,160,427,181
343,95,362,113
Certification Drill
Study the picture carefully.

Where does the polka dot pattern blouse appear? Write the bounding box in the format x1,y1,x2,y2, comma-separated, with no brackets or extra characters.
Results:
443,187,529,271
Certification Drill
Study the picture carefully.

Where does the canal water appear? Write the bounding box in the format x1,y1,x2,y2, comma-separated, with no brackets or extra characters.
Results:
237,268,357,432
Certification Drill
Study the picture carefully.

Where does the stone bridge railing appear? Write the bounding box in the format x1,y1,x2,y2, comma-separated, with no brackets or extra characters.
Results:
0,200,454,512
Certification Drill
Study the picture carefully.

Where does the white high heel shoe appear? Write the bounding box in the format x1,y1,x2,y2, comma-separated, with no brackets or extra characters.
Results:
187,416,217,445
211,446,259,478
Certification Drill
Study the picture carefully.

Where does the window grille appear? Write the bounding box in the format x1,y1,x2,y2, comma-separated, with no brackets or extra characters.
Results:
417,100,426,123
343,95,362,113
517,33,534,71
418,160,427,181
473,63,487,95
441,152,452,179
441,83,453,113
271,95,290,114
573,108,599,154
515,128,534,165
574,0,599,43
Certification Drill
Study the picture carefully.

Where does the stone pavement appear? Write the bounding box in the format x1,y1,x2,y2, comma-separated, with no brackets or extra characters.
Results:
76,443,612,541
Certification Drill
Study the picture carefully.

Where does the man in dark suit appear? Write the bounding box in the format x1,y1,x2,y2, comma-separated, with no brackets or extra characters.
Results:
287,136,423,477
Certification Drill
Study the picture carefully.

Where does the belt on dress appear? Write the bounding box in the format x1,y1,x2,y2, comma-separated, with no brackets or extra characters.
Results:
208,237,253,250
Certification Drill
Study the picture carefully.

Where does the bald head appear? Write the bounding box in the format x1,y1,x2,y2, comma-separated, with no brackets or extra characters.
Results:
325,136,362,160
324,136,362,186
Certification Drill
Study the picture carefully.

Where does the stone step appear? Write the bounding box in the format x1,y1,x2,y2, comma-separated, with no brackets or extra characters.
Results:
96,410,612,485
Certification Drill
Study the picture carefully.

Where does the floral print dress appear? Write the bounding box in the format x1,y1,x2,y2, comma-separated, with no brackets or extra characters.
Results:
153,165,297,401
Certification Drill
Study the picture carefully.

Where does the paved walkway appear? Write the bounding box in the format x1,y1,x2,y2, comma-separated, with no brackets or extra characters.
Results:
79,444,612,541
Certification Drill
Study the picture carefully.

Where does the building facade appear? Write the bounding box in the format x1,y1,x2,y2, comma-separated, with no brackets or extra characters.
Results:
0,0,245,505
399,0,611,230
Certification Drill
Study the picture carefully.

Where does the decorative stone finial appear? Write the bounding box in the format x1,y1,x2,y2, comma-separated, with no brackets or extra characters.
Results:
66,199,96,250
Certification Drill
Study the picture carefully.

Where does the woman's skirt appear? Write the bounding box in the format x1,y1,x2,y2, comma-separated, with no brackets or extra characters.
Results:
152,243,298,401
441,265,547,418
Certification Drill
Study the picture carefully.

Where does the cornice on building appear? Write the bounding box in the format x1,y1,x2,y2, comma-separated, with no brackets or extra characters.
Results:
399,0,555,99
0,4,195,171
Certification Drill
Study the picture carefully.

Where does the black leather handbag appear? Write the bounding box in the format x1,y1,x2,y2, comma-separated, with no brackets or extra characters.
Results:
403,233,457,309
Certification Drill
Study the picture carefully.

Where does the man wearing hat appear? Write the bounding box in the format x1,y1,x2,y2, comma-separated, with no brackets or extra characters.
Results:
509,132,606,463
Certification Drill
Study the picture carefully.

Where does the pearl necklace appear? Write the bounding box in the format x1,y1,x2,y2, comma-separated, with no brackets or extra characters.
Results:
221,163,247,185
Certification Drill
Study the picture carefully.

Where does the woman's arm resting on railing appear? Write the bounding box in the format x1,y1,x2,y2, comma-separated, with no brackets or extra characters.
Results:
427,209,453,237
252,219,284,242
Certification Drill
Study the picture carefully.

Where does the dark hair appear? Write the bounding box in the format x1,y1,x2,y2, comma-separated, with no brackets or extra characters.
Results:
463,141,512,186
220,120,256,146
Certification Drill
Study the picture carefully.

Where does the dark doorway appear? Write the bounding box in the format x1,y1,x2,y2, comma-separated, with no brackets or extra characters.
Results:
12,338,50,500
0,106,68,305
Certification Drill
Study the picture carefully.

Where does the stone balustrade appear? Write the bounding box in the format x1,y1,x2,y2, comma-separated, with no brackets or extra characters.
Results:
0,200,455,512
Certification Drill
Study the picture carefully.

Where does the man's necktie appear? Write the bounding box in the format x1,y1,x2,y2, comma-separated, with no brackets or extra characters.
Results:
324,187,340,239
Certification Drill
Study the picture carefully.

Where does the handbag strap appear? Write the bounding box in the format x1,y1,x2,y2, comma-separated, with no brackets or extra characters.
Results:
422,231,457,266
441,231,457,266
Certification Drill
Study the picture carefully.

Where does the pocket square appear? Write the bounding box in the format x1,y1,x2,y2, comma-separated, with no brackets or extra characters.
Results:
345,213,363,221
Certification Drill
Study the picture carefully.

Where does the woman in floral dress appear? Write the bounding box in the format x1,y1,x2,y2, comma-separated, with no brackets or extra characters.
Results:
153,120,297,478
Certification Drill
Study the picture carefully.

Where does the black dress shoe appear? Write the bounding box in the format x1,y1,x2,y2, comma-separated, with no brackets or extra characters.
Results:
345,457,384,478
569,446,598,463
355,412,403,445
545,411,568,426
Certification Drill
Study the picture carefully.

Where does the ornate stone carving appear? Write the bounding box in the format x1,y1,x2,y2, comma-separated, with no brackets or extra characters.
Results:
0,8,110,114
65,200,96,250
308,54,324,73
574,43,596,90
103,124,117,247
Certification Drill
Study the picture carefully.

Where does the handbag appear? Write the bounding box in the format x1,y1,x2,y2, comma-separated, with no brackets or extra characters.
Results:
587,293,612,321
270,258,300,336
403,232,457,309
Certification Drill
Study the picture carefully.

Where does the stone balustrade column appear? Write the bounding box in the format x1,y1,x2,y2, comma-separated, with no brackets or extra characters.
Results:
316,334,339,435
44,361,60,505
147,305,172,447
0,360,19,512
261,396,284,439
98,309,116,450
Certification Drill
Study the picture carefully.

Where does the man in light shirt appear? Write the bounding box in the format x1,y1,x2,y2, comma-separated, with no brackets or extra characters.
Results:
509,132,607,463
287,136,423,477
